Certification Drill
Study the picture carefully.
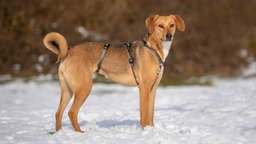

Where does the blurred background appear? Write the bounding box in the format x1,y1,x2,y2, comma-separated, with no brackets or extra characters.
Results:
0,0,255,85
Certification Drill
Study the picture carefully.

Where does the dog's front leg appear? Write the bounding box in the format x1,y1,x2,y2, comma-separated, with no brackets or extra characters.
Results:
148,74,163,126
139,74,163,128
139,84,152,128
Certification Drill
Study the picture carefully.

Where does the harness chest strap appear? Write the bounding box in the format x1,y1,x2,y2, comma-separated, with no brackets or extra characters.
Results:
142,40,165,91
142,40,164,76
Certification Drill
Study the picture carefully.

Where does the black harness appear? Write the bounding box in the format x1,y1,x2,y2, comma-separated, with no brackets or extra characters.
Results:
96,41,164,86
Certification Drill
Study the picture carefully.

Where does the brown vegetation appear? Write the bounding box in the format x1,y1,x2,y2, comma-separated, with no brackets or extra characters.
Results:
0,0,256,84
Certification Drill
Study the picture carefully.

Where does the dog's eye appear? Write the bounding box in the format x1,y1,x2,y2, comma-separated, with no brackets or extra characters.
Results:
170,24,175,28
158,25,164,28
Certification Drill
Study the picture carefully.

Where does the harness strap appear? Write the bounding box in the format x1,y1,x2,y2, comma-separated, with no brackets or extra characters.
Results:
142,39,165,91
124,42,140,85
96,43,110,73
142,40,164,76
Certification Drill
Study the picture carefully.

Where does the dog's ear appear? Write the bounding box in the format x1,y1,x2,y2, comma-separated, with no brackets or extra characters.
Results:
145,15,159,34
170,15,185,32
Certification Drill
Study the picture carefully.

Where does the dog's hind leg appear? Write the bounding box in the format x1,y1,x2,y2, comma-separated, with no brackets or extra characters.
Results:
55,72,73,131
68,73,93,132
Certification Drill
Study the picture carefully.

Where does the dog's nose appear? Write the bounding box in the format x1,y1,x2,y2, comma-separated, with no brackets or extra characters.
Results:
166,34,172,39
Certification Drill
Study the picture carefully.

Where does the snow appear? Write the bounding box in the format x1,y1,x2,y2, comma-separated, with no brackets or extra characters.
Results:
0,76,256,144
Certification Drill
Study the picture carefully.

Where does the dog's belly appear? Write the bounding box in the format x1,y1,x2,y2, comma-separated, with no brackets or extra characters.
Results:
111,74,137,86
101,70,137,86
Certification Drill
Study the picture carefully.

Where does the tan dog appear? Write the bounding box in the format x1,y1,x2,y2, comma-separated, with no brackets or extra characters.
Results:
43,14,185,132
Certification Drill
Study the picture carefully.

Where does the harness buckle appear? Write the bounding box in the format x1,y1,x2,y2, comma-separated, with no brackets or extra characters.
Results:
129,58,134,64
124,42,131,49
103,43,110,49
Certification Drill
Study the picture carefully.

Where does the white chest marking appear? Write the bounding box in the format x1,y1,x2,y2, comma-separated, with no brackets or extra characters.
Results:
163,41,172,61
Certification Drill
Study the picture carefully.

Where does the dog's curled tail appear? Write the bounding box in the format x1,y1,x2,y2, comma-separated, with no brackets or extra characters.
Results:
43,32,68,63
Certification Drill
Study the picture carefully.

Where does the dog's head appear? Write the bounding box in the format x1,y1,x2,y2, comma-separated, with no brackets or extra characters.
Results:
145,15,185,41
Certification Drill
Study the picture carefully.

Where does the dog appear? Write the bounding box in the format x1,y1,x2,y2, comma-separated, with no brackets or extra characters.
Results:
43,14,185,132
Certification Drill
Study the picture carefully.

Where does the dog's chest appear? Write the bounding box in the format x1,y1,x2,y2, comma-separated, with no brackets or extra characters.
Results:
163,41,172,61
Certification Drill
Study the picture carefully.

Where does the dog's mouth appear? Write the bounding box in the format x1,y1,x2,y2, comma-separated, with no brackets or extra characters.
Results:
166,38,172,41
161,38,173,42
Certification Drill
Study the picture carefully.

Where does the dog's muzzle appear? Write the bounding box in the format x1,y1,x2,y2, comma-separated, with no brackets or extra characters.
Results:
166,34,172,41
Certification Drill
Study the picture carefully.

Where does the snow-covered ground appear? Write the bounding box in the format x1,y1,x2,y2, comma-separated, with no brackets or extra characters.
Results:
0,76,256,144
